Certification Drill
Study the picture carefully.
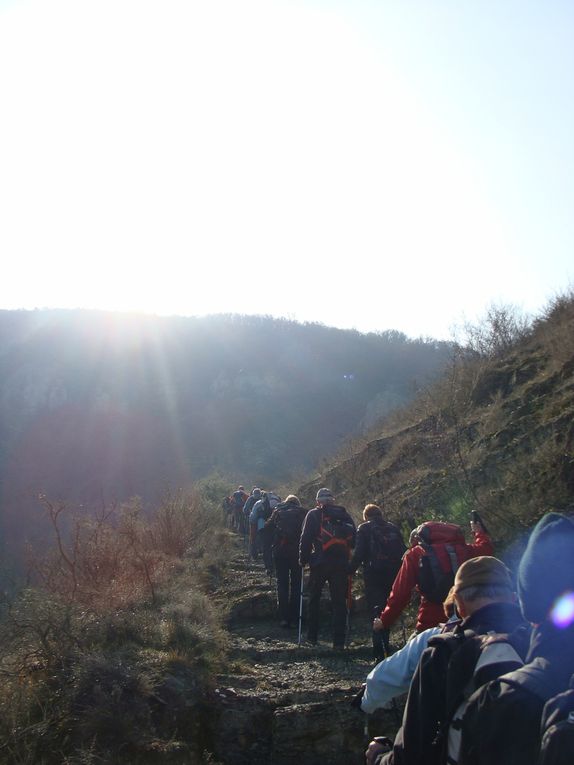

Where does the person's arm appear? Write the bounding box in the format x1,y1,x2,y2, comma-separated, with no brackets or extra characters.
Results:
467,522,493,557
376,548,420,629
361,627,441,713
349,523,368,574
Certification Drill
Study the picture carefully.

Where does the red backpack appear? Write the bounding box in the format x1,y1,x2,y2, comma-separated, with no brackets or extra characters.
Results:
417,521,468,603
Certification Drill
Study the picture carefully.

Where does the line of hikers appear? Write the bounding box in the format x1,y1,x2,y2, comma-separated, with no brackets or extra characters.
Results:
225,485,574,764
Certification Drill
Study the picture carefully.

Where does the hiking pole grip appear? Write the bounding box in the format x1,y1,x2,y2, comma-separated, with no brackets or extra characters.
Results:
470,510,489,536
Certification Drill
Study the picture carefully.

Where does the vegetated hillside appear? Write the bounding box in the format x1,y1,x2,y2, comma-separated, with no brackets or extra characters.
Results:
299,295,574,554
0,309,450,552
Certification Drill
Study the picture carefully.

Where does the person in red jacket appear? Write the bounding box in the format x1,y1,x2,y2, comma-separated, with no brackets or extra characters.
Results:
373,517,492,635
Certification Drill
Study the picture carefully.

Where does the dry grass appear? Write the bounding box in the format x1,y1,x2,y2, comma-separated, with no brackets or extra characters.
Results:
0,488,230,764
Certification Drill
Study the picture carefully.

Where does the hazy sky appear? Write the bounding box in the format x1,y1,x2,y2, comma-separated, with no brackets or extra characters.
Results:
1,0,572,339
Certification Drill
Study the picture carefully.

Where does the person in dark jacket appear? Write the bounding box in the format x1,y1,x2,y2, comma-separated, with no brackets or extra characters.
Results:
266,495,307,627
349,503,405,660
299,488,356,649
366,555,528,765
458,512,574,765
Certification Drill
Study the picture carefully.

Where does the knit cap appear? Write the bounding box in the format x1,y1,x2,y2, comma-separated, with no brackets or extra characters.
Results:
454,556,513,593
517,512,574,624
316,488,335,504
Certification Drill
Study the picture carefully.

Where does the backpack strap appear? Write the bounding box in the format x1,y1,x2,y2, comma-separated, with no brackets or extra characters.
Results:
445,544,460,574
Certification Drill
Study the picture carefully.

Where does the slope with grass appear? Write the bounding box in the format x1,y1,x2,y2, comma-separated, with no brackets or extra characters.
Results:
298,295,574,556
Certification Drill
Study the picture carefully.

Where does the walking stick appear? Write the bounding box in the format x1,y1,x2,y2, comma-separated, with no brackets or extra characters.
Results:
297,567,305,647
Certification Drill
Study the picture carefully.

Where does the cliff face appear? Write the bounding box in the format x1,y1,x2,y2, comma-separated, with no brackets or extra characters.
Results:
299,297,574,549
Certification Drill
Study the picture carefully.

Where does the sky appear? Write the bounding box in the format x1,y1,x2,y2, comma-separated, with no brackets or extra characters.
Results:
1,0,573,340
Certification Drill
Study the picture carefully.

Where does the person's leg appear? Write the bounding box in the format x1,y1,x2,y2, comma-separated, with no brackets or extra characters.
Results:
306,565,326,644
288,557,302,626
263,535,274,575
274,555,290,625
328,564,349,648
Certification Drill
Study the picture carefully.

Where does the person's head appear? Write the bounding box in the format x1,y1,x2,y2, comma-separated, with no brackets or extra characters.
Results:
453,556,514,619
285,494,301,506
238,485,244,491
252,488,261,498
316,488,335,507
517,512,574,627
363,503,383,522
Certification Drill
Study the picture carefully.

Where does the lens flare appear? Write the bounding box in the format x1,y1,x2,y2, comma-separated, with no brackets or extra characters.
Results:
550,592,574,629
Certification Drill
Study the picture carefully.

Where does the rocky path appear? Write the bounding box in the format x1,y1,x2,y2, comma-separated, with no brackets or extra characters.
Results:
207,535,404,765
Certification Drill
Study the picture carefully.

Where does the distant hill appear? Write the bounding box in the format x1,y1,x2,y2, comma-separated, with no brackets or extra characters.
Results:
0,309,451,550
299,294,574,555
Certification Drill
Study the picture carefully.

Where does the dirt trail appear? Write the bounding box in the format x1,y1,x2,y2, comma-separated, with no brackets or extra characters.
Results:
207,534,402,765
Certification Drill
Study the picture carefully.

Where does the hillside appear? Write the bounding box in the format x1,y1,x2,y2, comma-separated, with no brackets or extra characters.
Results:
1,296,573,764
0,309,450,553
298,295,574,554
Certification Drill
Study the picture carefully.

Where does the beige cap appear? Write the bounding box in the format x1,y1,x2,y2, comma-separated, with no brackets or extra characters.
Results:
454,556,513,593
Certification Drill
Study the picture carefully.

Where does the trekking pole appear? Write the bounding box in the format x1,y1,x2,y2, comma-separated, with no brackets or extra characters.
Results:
297,568,305,647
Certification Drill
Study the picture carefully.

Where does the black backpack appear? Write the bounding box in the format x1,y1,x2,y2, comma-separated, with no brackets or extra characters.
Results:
538,674,574,765
497,660,574,765
368,521,405,572
435,627,530,765
319,508,355,560
274,505,305,553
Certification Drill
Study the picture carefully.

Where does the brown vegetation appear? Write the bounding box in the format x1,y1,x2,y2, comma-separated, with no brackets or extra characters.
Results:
0,484,230,764
299,293,574,551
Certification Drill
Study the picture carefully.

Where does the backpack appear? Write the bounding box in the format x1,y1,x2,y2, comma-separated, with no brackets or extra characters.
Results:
233,490,246,508
368,521,406,572
319,508,355,560
417,522,467,604
538,674,574,765
256,496,272,531
267,492,281,510
432,625,530,765
273,504,305,553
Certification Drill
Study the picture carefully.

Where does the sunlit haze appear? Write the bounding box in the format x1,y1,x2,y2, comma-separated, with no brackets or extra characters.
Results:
1,0,573,338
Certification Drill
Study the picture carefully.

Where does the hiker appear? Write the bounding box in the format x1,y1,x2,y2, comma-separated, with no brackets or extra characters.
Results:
222,495,233,528
243,487,261,532
299,488,356,649
250,491,281,573
366,555,528,765
373,516,493,636
358,587,459,714
349,503,405,660
231,486,248,532
266,494,307,627
458,512,574,765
